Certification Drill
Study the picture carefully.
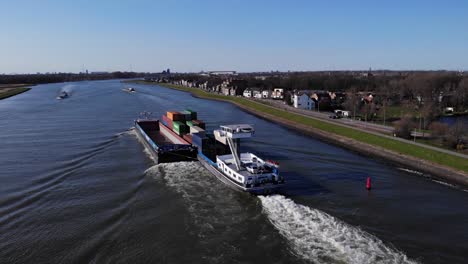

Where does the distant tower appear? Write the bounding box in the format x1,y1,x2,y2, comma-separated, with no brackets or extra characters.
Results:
167,68,171,74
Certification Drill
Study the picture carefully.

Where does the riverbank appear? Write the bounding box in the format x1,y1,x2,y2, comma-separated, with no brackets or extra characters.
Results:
0,85,31,100
132,81,468,187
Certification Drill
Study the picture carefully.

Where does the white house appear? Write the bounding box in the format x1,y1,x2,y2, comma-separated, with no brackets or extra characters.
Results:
271,88,284,99
261,90,270,98
243,89,252,98
293,92,314,110
253,90,262,99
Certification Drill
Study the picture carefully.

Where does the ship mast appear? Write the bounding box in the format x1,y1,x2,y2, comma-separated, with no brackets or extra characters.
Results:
214,124,255,172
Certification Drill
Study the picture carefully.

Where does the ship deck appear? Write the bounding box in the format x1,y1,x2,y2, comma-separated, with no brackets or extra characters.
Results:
146,131,173,146
219,154,272,177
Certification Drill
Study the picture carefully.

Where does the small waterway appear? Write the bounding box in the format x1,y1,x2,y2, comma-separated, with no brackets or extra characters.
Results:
1,80,467,263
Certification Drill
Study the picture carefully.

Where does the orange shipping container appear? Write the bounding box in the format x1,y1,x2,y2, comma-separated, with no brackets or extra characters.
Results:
167,111,185,121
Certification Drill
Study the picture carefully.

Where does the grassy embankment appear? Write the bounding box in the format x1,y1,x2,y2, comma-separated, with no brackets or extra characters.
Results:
134,81,468,173
0,85,31,100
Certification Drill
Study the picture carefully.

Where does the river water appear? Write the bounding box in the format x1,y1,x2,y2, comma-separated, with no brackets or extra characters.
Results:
1,80,467,264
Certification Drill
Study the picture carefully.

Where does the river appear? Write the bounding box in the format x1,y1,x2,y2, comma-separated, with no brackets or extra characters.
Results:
1,80,467,264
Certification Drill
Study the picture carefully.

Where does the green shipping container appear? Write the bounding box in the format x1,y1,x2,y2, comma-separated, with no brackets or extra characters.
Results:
180,110,192,121
186,121,194,127
173,121,188,135
185,109,197,120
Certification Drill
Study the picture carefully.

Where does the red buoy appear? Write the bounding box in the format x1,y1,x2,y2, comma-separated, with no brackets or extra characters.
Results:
366,177,372,190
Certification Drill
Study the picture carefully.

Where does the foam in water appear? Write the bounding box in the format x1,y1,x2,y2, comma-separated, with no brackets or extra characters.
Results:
60,84,75,95
431,180,457,188
145,162,252,262
397,168,424,176
259,195,417,264
127,127,157,163
398,167,462,190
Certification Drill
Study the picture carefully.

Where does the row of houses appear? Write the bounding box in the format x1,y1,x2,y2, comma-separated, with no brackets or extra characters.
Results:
291,90,347,111
242,88,285,99
169,78,286,100
150,77,360,113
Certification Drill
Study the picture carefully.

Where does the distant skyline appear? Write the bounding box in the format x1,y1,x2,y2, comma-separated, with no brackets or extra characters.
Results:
1,0,467,73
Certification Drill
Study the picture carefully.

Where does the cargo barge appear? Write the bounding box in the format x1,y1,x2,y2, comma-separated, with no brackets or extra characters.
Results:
134,118,197,164
159,109,285,194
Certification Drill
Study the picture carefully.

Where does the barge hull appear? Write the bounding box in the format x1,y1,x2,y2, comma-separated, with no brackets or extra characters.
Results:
135,120,197,164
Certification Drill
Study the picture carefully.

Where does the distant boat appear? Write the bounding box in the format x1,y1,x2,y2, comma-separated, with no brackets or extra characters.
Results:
123,87,135,93
56,91,68,100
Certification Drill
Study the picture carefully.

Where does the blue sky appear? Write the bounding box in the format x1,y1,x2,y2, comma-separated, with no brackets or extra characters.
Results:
0,0,467,73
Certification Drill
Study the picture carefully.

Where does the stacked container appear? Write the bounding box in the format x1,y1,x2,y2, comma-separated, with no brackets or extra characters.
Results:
161,109,205,138
192,133,209,151
190,126,205,137
173,121,189,135
162,115,173,129
192,120,206,129
185,109,198,120
180,110,192,121
167,111,185,122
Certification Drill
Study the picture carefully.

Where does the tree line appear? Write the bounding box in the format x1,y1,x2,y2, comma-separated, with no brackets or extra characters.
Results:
0,71,145,85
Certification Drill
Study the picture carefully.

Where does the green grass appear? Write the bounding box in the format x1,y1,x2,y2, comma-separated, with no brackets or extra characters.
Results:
375,105,417,120
0,87,31,100
133,81,468,173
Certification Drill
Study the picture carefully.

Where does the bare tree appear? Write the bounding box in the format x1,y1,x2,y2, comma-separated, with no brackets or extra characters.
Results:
394,115,416,139
343,86,360,119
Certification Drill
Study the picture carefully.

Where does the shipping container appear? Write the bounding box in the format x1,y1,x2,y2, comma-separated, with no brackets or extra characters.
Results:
180,110,192,121
162,115,173,129
192,120,206,129
173,121,189,135
186,120,194,127
192,133,208,148
190,126,205,137
167,111,185,121
185,109,198,120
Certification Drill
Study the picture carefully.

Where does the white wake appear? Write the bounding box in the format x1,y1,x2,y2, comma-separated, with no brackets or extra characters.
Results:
144,162,246,235
60,84,75,94
259,195,417,264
